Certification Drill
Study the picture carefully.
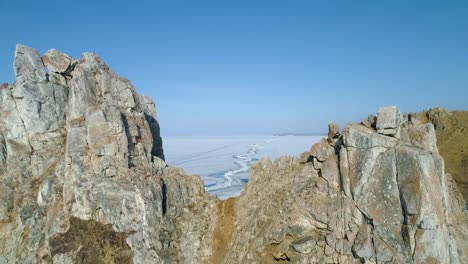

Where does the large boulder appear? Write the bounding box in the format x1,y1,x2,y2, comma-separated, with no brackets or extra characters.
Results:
376,106,403,137
14,44,48,84
310,138,334,162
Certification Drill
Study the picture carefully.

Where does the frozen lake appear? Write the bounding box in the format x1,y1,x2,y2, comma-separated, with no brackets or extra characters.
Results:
163,135,323,199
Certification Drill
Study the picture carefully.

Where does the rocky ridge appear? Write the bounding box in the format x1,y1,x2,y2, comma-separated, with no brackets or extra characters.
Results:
1,44,213,263
0,45,466,264
219,107,467,263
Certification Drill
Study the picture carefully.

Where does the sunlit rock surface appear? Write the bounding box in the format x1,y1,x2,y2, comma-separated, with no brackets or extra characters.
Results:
0,45,466,263
409,108,468,203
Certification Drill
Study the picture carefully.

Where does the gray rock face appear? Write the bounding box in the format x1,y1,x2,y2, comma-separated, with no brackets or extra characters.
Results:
42,49,75,74
220,110,467,264
376,106,403,137
0,44,183,264
310,138,335,162
368,114,377,127
0,45,466,264
14,44,48,84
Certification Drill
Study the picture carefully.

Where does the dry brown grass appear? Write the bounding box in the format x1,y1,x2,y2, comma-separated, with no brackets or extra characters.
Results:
49,217,134,264
420,110,468,200
433,111,468,200
210,197,236,264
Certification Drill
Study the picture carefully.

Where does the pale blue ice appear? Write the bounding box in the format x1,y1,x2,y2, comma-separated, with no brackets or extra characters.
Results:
163,135,322,199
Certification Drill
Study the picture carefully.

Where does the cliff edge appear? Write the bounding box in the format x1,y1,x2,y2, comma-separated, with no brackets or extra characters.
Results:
409,108,468,203
0,45,466,264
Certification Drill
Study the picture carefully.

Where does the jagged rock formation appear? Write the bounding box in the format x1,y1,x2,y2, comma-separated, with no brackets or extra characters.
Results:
0,44,215,263
0,45,466,264
219,107,467,263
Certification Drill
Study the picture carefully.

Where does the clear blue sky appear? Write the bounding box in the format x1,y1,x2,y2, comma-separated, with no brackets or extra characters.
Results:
1,1,467,135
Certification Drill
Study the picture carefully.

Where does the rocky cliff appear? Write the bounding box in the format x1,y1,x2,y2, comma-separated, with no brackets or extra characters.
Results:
0,44,214,263
0,45,466,264
408,108,468,203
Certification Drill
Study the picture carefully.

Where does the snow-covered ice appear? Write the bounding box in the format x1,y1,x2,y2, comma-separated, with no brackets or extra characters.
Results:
163,135,323,199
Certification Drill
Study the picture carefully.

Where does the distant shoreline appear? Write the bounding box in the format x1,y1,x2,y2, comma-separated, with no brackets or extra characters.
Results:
162,134,325,138
273,133,326,137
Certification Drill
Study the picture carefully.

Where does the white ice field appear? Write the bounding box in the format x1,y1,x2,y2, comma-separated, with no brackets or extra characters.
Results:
163,135,323,199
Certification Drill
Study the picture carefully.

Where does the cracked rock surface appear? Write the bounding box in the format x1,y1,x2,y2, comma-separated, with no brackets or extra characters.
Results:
0,44,213,264
0,45,466,264
220,120,467,264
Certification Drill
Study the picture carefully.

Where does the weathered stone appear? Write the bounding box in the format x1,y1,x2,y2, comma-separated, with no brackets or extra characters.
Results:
42,49,76,87
413,228,451,263
368,114,377,127
291,237,316,254
42,48,74,73
327,122,340,145
12,82,67,135
356,149,403,226
373,235,395,262
352,225,374,261
1,45,466,264
310,138,334,162
0,184,12,222
396,146,447,228
312,156,322,170
37,180,53,207
344,124,398,149
360,119,372,128
426,107,450,130
14,44,48,83
1,45,173,264
321,154,340,190
343,125,399,200
376,106,403,137
298,151,312,164
339,147,352,197
400,123,438,152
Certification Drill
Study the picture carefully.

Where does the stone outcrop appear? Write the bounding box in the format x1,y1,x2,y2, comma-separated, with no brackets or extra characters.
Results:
376,106,403,137
0,45,466,264
220,114,467,263
409,108,468,203
0,44,210,264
